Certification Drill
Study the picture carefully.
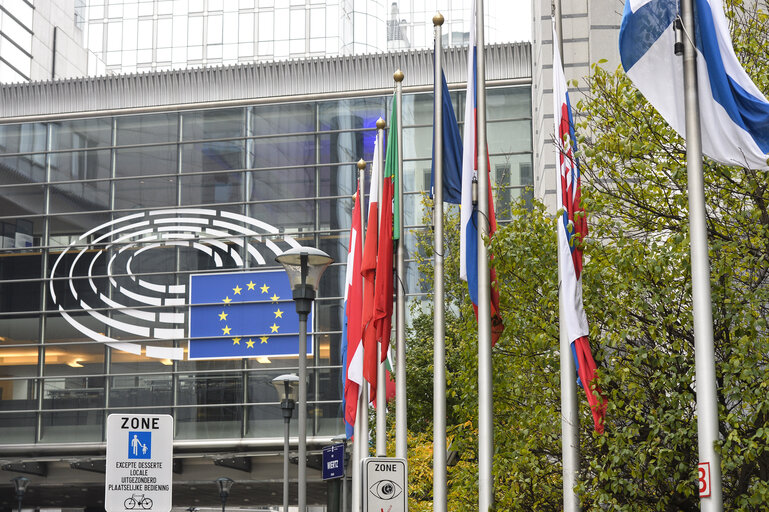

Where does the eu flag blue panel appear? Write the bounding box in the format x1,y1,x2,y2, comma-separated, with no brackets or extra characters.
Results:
188,270,312,360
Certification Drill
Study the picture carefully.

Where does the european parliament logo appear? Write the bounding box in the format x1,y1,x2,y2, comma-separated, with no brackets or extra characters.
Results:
188,270,312,360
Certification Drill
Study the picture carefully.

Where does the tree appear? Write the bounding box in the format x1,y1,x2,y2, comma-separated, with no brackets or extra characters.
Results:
403,1,769,509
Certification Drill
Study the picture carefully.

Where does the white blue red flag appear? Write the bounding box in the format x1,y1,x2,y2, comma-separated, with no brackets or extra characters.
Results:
553,21,606,434
619,0,769,169
460,3,503,343
342,184,363,438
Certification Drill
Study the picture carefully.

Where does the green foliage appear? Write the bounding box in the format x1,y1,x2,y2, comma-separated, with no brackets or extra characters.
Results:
402,1,769,509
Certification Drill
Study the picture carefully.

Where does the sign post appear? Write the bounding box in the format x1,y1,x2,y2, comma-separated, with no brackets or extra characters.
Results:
322,443,345,480
105,414,173,512
362,457,407,512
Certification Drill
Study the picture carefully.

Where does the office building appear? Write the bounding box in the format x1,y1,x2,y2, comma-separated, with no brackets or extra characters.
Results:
0,42,532,510
0,0,91,83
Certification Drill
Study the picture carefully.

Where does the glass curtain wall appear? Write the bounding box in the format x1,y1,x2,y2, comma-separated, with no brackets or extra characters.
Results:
0,84,532,445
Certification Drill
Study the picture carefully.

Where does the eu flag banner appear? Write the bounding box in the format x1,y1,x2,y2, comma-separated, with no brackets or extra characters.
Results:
188,270,312,360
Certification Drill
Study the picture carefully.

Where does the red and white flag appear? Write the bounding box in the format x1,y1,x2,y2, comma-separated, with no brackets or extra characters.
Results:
361,134,383,400
343,183,364,436
554,21,607,433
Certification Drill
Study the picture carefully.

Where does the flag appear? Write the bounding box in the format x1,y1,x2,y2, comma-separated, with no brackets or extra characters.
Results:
554,21,607,434
431,69,464,204
619,0,769,169
460,3,504,343
373,98,398,363
361,131,383,399
342,185,364,438
188,270,309,359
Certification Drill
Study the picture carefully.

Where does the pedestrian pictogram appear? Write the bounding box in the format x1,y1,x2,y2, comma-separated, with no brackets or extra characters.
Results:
129,431,152,459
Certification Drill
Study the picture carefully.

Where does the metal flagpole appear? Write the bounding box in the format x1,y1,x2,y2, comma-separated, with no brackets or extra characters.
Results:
375,117,387,457
553,1,581,510
679,0,723,508
353,158,368,512
394,69,407,462
475,0,493,509
432,12,447,512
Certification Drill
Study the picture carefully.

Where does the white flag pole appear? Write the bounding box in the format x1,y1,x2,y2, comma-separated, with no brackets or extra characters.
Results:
432,12,448,512
475,0,494,509
679,0,723,508
552,3,581,510
394,68,408,462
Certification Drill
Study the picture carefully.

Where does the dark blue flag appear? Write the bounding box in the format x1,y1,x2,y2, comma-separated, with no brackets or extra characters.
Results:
188,270,311,360
430,70,463,204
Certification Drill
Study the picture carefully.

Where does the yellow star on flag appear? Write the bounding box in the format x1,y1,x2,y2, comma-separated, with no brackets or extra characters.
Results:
274,308,283,318
223,296,232,305
261,283,269,293
270,293,280,303
270,323,279,333
222,325,231,335
260,336,269,344
218,311,228,321
233,285,242,295
246,339,255,348
232,338,241,345
247,281,256,290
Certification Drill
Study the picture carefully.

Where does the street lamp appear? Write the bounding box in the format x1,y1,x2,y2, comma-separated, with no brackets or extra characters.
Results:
272,373,299,512
276,246,333,512
11,476,30,512
215,477,234,512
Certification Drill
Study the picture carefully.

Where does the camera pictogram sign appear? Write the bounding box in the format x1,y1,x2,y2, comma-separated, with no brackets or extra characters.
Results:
362,457,407,512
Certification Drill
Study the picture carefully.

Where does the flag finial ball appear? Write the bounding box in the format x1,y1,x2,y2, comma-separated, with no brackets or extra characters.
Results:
376,117,386,130
433,12,444,26
357,159,366,170
393,69,404,82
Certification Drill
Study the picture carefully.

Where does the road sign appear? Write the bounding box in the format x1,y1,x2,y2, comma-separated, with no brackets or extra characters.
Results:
106,414,173,512
322,443,345,480
362,457,407,512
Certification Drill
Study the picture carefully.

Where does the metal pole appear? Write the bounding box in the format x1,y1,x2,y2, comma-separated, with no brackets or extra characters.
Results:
298,313,308,512
375,118,387,457
475,0,494,509
284,416,291,512
552,6,581,511
352,159,367,512
394,69,407,463
680,0,723,508
432,12,447,512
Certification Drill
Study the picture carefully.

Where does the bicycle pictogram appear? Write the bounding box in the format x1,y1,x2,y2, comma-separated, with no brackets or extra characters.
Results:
124,493,153,509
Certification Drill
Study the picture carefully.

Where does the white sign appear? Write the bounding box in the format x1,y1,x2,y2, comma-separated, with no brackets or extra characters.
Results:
362,457,407,512
698,462,711,498
106,414,173,512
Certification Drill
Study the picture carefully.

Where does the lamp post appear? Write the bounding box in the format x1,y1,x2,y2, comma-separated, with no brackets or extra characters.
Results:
276,246,334,512
215,477,234,512
11,476,29,512
273,373,299,512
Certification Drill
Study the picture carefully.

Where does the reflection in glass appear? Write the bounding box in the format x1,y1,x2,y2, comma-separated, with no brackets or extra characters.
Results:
116,145,177,177
114,176,178,209
182,108,244,140
50,150,112,182
180,171,243,205
250,103,314,136
117,113,179,145
51,118,113,150
0,155,46,185
182,141,244,172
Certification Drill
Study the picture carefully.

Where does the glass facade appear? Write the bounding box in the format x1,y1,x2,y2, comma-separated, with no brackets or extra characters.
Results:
0,84,532,446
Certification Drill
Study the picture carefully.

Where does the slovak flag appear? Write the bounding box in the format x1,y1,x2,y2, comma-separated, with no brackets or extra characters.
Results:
460,2,503,343
619,0,769,169
342,183,364,438
553,21,607,434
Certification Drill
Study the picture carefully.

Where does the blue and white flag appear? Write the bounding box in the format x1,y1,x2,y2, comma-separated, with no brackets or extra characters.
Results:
188,270,311,360
619,0,769,169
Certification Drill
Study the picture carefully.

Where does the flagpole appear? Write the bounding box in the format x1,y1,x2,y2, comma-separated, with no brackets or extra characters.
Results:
375,117,387,457
394,68,408,462
432,12,448,512
680,0,723,508
553,2,581,510
475,0,494,509
352,158,367,512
